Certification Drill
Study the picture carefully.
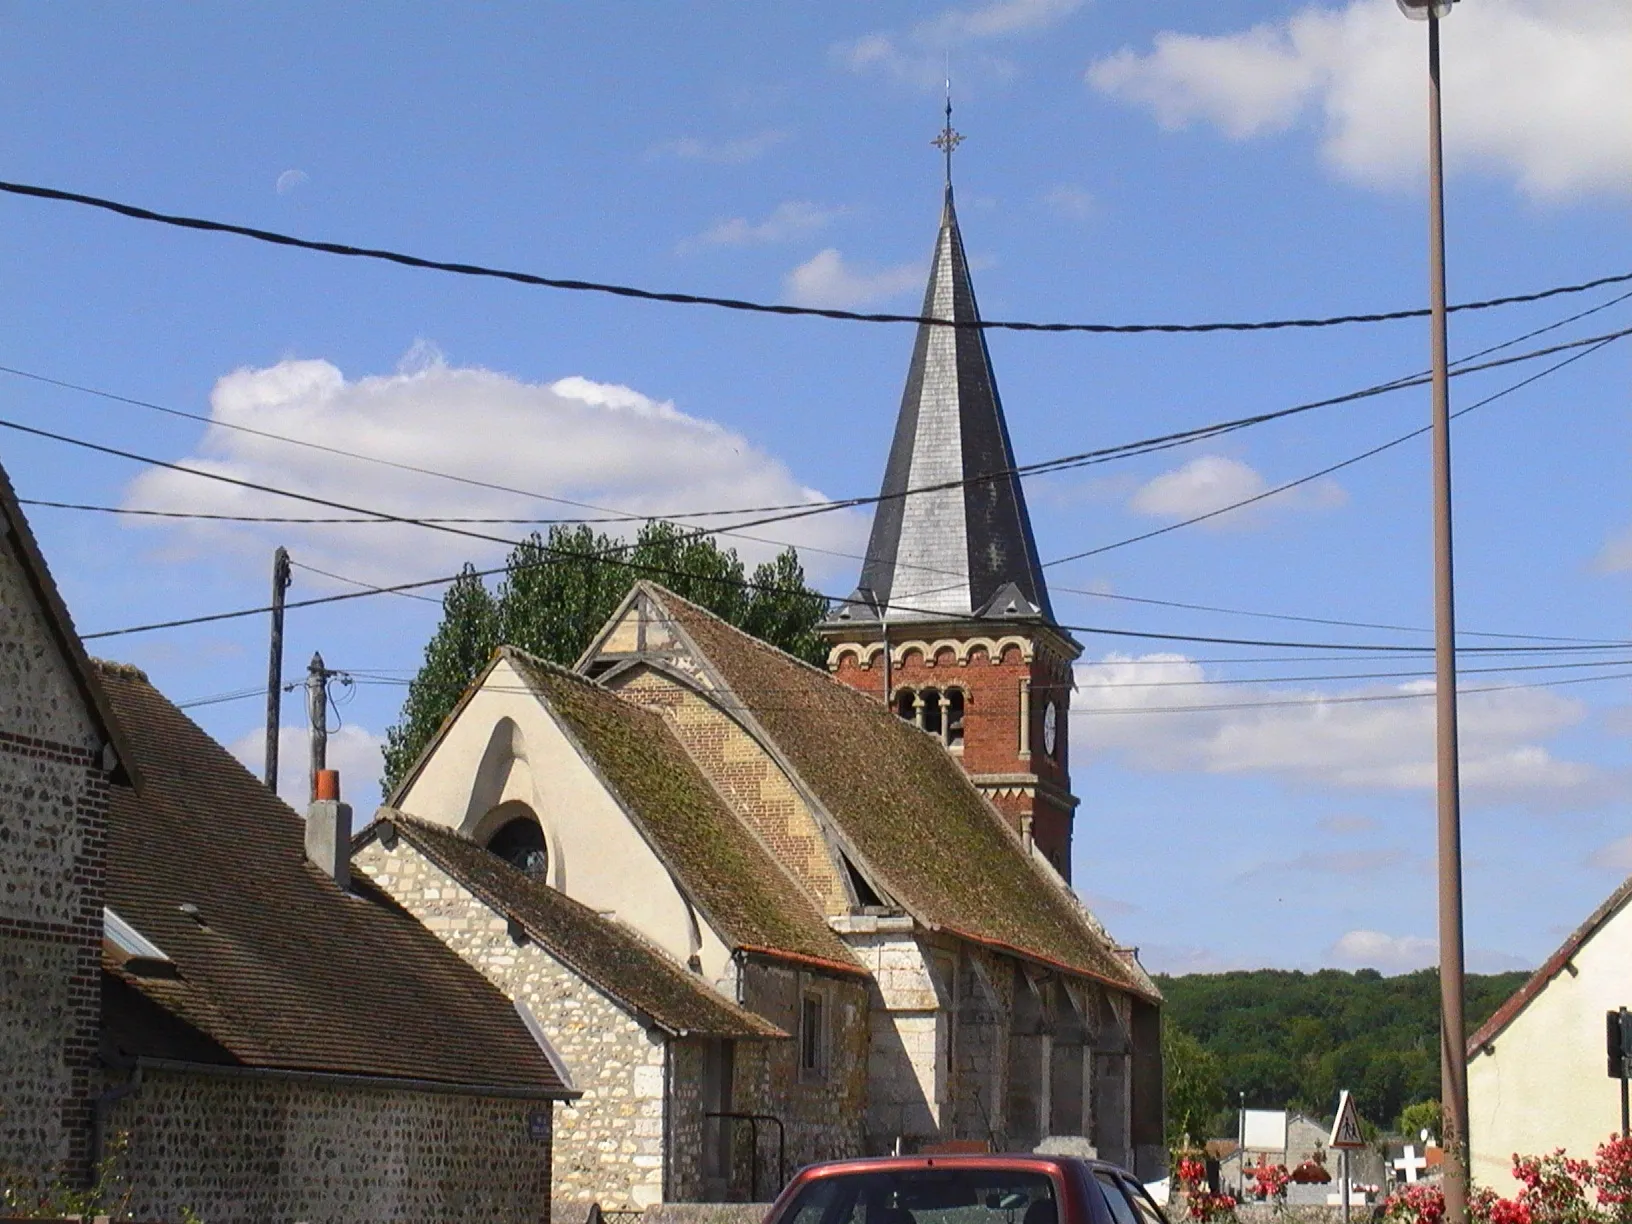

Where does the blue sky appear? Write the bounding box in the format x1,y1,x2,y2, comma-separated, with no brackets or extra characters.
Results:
2,0,1628,976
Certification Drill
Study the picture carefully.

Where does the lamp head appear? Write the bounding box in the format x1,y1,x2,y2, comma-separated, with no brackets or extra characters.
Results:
1396,0,1454,18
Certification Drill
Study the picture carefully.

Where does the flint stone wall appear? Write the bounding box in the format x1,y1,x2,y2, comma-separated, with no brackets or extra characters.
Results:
356,839,669,1208
0,531,109,1175
104,1068,550,1224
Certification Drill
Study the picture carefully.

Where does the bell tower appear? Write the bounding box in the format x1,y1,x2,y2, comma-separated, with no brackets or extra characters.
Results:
820,110,1082,879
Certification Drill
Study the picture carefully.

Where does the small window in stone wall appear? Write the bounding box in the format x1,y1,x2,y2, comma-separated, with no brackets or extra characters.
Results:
800,992,826,1078
895,688,917,722
946,688,965,748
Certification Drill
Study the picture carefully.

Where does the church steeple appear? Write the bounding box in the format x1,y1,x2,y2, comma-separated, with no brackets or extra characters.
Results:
836,158,1054,628
821,125,1082,881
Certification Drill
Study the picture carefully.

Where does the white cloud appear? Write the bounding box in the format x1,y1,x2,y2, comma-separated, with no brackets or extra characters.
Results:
1330,928,1436,973
121,353,867,586
1318,813,1380,835
783,249,924,309
1596,527,1632,573
229,722,385,810
274,169,308,196
1590,833,1632,873
681,201,845,252
1127,455,1344,527
1042,185,1095,221
1087,0,1632,200
649,131,788,165
836,0,1083,87
1073,652,1609,806
1239,847,1415,882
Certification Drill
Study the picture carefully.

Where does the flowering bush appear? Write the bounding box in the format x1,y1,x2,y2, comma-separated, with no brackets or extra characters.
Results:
1176,1153,1239,1223
1384,1137,1632,1224
1249,1162,1292,1201
1291,1158,1332,1184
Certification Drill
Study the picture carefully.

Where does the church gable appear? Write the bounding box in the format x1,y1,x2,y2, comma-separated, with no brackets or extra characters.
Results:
392,651,736,981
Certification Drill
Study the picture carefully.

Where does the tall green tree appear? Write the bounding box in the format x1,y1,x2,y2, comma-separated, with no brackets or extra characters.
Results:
380,522,829,795
1164,1016,1226,1149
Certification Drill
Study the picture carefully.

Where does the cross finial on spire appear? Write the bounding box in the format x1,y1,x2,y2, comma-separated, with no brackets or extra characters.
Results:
932,84,963,187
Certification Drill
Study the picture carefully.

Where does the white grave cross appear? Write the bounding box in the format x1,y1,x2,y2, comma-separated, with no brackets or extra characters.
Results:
1394,1146,1429,1184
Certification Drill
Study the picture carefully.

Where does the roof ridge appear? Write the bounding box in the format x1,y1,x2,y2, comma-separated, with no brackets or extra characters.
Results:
641,581,888,702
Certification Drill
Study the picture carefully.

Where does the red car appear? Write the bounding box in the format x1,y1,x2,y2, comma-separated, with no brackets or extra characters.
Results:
764,1155,1169,1224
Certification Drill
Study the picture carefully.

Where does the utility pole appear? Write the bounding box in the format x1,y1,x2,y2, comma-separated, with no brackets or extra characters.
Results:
263,547,291,793
1396,3,1469,1220
306,651,332,804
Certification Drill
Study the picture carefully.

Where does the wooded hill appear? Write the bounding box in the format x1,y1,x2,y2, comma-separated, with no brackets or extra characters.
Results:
1157,967,1529,1136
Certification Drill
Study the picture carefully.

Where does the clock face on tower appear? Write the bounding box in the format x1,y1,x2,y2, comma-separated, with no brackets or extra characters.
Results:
1042,700,1057,757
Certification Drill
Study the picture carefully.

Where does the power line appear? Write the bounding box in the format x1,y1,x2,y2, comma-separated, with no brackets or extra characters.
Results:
13,407,1622,652
4,327,1616,651
32,494,1592,646
1045,329,1629,569
4,177,1630,335
18,290,1631,651
8,320,1627,569
1072,667,1632,716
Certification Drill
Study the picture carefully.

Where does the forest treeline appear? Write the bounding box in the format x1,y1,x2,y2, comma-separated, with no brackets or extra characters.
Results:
1158,967,1529,1142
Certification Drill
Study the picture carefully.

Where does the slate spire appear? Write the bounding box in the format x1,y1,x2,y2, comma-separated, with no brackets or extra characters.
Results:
839,183,1054,626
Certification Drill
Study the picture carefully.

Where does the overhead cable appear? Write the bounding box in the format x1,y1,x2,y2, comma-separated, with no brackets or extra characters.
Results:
3,177,1631,334
1044,329,1629,569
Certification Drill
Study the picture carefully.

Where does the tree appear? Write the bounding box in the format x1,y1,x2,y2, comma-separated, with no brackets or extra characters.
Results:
1397,1099,1442,1142
1165,1016,1226,1149
380,523,829,796
381,564,499,793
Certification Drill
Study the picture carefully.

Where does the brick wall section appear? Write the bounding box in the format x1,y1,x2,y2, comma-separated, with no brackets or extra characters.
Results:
104,1069,550,1224
611,670,850,916
0,536,109,1178
829,639,1077,875
355,839,670,1208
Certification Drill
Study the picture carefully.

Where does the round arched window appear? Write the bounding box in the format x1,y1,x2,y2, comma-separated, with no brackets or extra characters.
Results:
486,817,548,880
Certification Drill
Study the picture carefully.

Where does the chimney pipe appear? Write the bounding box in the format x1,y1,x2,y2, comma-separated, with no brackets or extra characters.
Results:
306,768,352,890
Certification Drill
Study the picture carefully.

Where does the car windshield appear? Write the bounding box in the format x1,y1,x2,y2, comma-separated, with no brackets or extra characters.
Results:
783,1169,1060,1224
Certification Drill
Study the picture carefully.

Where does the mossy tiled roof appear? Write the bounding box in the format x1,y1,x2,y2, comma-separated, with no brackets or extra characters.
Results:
646,587,1155,999
95,664,571,1096
375,814,783,1039
504,649,862,977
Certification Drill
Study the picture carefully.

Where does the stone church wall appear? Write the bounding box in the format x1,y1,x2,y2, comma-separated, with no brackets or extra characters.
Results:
355,840,668,1208
732,961,869,1192
0,534,109,1177
104,1068,550,1224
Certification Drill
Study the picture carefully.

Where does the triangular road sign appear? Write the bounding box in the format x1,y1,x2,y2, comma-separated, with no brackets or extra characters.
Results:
1329,1090,1365,1149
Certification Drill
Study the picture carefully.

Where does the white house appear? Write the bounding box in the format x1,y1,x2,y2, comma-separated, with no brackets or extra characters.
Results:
1467,876,1632,1191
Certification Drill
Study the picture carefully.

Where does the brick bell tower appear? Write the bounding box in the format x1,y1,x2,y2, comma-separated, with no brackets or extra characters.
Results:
820,131,1082,880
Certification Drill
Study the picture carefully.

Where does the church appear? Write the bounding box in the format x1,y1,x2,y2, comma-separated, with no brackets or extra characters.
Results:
359,161,1164,1206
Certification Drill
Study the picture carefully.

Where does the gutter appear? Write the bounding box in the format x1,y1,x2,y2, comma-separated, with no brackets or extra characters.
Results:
90,1063,144,1176
131,1057,577,1101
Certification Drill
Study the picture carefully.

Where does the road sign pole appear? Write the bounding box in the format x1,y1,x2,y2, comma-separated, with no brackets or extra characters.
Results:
1622,1007,1630,1138
1342,1149,1351,1224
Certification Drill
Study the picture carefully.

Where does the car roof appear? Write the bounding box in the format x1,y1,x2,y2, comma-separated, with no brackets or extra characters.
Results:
790,1155,1135,1178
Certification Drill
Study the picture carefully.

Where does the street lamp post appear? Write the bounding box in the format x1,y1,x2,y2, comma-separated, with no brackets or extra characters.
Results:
1396,2,1469,1222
